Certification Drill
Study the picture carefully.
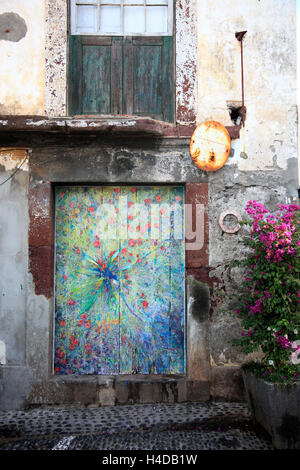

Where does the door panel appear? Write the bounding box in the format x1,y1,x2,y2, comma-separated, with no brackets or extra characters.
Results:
54,185,185,375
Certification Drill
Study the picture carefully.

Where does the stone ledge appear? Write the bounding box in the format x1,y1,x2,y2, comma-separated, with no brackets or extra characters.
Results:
48,374,186,384
0,115,241,139
210,366,246,402
28,378,210,407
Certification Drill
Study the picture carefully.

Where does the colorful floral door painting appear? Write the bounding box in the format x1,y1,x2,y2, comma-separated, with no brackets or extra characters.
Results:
54,186,185,375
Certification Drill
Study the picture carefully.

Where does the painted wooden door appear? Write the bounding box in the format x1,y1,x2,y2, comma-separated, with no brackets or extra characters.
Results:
54,186,185,375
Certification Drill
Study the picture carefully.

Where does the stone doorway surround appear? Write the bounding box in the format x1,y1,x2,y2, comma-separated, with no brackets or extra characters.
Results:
25,131,212,406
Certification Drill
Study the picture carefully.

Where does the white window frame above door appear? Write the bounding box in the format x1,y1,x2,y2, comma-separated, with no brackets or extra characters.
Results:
70,0,173,36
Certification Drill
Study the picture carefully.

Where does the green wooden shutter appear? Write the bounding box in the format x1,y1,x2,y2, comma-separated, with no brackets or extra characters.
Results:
124,36,164,118
68,36,122,115
123,37,174,122
68,36,174,122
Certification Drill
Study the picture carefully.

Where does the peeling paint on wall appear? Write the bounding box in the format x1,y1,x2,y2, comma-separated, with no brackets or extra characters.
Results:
44,0,67,117
0,148,28,171
176,0,197,124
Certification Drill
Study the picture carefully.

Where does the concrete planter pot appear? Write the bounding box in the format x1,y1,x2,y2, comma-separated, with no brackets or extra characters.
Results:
242,370,300,449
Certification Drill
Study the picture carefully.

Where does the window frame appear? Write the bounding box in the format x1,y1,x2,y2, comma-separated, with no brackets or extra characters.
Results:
70,0,173,36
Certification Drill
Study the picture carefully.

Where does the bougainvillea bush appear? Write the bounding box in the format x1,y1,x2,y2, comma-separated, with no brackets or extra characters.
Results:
233,201,300,384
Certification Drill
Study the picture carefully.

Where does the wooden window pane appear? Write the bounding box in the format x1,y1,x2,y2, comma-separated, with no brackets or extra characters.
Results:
77,5,97,32
146,6,167,33
100,5,121,33
124,6,144,34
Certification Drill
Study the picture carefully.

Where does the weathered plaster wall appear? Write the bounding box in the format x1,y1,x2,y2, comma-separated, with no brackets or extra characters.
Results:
0,1,45,115
0,149,34,410
197,0,297,173
196,0,298,395
207,166,291,396
0,0,298,408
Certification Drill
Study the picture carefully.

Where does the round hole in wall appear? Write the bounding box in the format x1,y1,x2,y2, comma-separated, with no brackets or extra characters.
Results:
218,210,241,234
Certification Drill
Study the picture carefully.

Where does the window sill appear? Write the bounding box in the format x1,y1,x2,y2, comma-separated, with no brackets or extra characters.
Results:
0,115,241,140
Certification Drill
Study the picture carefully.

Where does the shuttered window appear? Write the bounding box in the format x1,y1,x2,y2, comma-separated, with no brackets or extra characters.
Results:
68,1,174,122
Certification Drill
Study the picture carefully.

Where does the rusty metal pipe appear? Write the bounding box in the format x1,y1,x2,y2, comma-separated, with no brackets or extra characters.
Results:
235,31,247,128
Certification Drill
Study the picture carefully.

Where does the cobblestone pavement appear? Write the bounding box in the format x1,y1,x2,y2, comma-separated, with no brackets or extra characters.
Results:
0,402,274,450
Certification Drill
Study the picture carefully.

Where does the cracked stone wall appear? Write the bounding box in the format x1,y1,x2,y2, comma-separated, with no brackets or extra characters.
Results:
208,168,294,378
